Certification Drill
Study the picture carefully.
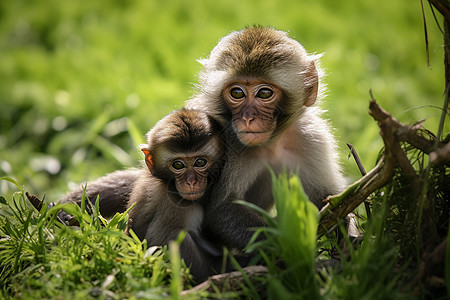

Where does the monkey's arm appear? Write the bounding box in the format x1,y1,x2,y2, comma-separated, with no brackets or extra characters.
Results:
179,231,224,282
61,169,141,218
276,109,347,208
204,201,267,251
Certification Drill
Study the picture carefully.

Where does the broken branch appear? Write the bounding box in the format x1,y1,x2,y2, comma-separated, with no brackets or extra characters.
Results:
317,99,436,236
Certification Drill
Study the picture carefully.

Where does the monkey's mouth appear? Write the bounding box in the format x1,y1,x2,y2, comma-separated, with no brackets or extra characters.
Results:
238,131,272,145
179,191,204,201
239,130,270,134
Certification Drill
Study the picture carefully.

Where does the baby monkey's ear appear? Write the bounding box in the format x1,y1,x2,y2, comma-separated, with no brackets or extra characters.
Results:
141,147,154,174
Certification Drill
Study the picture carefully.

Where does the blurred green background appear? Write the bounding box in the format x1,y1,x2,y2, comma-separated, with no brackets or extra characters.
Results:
0,0,447,201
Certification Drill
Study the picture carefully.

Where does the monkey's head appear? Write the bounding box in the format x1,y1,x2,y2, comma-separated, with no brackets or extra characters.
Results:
142,109,224,203
196,26,321,146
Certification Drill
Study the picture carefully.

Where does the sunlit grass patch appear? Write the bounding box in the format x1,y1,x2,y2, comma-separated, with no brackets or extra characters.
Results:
0,176,192,299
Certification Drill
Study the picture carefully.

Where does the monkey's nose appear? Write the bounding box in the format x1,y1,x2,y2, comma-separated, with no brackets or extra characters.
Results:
186,176,197,187
243,116,254,127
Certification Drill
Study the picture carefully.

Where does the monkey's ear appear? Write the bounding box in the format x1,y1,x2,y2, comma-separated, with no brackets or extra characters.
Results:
304,61,319,107
141,147,155,174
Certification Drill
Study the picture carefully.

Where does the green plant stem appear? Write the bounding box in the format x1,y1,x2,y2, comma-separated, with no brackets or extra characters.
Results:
436,85,449,143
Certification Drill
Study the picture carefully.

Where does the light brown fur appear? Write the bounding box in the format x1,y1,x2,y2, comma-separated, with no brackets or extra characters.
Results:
186,26,347,250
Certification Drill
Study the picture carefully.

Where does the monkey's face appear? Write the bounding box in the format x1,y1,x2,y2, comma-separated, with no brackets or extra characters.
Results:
143,127,223,204
223,79,282,146
169,156,210,201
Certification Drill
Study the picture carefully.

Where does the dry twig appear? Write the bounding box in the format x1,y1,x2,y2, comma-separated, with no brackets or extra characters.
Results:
346,143,371,219
181,265,268,295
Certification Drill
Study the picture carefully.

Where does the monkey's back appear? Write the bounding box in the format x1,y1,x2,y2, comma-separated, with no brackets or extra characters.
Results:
61,169,141,218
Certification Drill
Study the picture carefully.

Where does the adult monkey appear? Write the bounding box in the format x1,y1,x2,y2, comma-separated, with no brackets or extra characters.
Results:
185,26,347,250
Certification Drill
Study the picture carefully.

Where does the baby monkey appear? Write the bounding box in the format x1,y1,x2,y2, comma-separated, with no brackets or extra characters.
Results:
127,108,226,281
62,108,226,282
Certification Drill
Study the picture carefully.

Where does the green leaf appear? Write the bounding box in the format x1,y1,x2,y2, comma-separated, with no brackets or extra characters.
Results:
234,200,277,227
127,117,146,147
0,177,24,193
92,135,133,166
169,240,182,299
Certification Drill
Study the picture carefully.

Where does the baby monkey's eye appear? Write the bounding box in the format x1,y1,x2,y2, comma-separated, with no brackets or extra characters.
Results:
256,88,273,99
194,157,208,168
230,87,245,99
172,160,186,170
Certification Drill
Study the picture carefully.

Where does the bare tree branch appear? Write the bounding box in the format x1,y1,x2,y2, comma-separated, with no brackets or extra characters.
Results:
430,141,450,164
368,99,438,153
428,0,450,22
317,99,439,236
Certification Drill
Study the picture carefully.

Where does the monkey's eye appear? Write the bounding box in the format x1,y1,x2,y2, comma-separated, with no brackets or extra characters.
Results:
256,88,273,100
171,160,186,170
194,157,208,168
230,87,245,99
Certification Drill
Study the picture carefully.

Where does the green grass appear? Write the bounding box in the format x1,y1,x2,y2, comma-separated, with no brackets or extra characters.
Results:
0,1,448,298
243,174,320,299
0,177,193,299
1,167,448,298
